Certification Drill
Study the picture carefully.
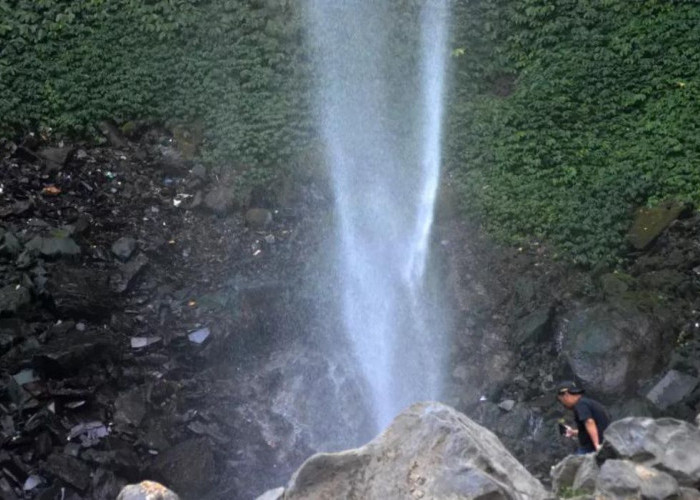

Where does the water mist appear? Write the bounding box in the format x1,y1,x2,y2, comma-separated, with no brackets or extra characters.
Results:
307,0,450,432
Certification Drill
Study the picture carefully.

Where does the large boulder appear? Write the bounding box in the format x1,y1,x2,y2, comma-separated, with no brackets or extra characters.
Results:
595,460,679,500
279,402,550,500
601,417,700,486
563,301,671,396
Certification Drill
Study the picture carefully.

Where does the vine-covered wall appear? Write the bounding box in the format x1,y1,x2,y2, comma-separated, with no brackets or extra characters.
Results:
2,0,698,265
447,0,700,265
0,0,312,187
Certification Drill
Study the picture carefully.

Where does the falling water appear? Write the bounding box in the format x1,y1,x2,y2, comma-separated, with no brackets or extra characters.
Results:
307,0,450,431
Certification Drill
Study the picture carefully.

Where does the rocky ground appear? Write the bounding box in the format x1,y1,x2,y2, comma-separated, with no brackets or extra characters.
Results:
436,187,700,483
2,125,699,499
0,126,333,499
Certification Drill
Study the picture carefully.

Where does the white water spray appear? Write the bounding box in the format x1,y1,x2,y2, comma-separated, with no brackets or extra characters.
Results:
307,0,450,432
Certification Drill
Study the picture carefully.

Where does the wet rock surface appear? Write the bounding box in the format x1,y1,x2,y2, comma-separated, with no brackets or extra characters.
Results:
0,130,341,499
438,201,700,484
271,402,551,500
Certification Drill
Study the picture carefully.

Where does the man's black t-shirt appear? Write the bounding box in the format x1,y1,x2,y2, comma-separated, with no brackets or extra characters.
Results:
573,396,610,450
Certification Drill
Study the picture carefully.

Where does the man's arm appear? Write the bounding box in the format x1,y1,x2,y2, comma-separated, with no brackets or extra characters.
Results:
584,418,601,450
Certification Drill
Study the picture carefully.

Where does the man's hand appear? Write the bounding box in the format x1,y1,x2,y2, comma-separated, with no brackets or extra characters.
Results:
564,425,577,439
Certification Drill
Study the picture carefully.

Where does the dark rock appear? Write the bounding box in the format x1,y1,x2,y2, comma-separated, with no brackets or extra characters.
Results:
25,236,81,259
510,306,553,346
111,237,137,261
34,330,118,377
46,266,114,319
645,370,699,409
44,454,91,491
595,459,679,500
599,272,632,297
563,301,671,396
111,253,149,293
191,164,207,180
246,208,273,230
628,201,687,250
37,147,73,172
114,387,147,428
204,186,236,215
0,284,32,317
0,229,22,257
91,468,124,500
149,439,215,498
98,121,130,149
117,481,180,500
157,145,188,175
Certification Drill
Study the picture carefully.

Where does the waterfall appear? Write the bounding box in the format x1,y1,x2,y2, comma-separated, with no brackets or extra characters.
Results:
306,0,450,432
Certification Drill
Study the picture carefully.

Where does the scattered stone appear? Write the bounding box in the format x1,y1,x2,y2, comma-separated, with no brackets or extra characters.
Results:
191,164,207,180
112,237,138,261
44,454,91,491
46,266,113,319
98,121,130,149
149,439,215,498
25,236,81,259
628,201,687,250
130,336,162,349
509,306,553,346
68,421,110,446
246,208,273,230
23,475,43,491
0,284,32,317
117,480,180,500
645,370,699,409
204,186,236,215
0,230,22,257
114,388,147,428
37,146,73,172
187,327,210,344
111,253,149,293
498,399,516,412
255,487,285,500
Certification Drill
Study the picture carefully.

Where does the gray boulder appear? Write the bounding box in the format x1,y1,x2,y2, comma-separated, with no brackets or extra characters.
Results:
111,237,137,261
595,459,679,500
283,401,550,500
645,370,699,410
563,301,670,396
117,480,180,500
551,454,598,496
603,417,700,486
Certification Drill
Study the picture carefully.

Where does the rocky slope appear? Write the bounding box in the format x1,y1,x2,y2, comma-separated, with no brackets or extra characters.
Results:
0,127,355,499
1,126,699,499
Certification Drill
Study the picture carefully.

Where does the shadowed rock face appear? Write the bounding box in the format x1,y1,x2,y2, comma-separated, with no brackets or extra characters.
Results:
267,401,551,500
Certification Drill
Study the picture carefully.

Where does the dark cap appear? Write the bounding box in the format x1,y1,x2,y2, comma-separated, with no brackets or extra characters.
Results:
556,380,584,395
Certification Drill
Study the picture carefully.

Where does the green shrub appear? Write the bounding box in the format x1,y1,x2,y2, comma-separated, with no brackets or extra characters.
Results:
446,0,700,265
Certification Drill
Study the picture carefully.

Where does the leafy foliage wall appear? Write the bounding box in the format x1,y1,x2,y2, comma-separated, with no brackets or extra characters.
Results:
448,0,700,265
2,0,698,265
0,0,312,187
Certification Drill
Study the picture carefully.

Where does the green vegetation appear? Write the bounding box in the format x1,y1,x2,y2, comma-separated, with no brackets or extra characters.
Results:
0,0,312,188
448,0,700,265
2,0,698,264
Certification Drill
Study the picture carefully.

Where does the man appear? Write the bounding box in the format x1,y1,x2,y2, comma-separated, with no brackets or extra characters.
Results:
556,380,610,454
